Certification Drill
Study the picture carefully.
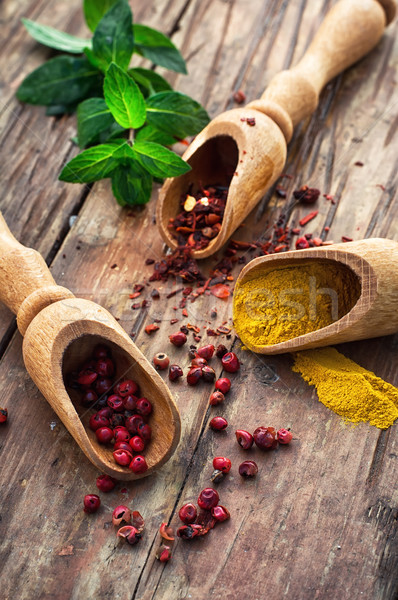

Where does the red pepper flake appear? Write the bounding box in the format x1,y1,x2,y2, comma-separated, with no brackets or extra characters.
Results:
291,228,301,235
145,324,159,335
187,323,201,334
151,289,160,299
182,308,188,317
170,318,179,325
183,287,192,296
132,303,140,310
134,284,145,292
207,329,218,336
293,186,320,204
110,263,117,269
341,236,353,242
299,211,318,227
210,284,230,299
324,226,330,232
129,291,142,299
274,244,288,253
246,117,256,126
312,237,323,246
166,287,183,299
145,258,155,265
354,161,364,167
194,335,202,342
217,325,231,335
376,184,386,191
233,89,246,104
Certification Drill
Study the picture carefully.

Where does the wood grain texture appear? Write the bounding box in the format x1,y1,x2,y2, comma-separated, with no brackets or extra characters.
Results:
0,0,398,599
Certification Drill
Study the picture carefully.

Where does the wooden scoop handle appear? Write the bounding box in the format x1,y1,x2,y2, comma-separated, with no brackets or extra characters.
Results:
248,0,396,141
0,213,73,334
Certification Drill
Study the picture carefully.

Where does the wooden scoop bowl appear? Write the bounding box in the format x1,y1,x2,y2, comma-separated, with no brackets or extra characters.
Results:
157,0,396,259
233,238,398,354
0,213,181,480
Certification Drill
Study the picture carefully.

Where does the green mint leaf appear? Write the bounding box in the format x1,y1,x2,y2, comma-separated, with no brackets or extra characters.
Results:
146,91,210,139
133,140,190,178
17,56,102,107
135,124,176,146
22,18,92,54
83,0,119,32
46,103,79,116
133,24,187,74
104,63,146,129
77,97,124,148
59,141,123,183
111,162,152,206
83,47,103,70
129,67,172,97
91,0,134,71
112,141,135,161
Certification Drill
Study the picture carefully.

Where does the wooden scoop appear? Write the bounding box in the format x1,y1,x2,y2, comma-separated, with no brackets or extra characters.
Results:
0,213,181,480
233,238,398,354
157,0,396,259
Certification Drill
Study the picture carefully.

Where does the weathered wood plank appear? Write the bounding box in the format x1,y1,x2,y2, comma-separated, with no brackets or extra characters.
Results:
0,0,398,599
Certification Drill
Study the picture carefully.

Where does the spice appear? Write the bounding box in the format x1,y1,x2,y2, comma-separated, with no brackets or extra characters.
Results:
293,348,398,429
169,185,228,251
233,261,361,347
299,210,318,227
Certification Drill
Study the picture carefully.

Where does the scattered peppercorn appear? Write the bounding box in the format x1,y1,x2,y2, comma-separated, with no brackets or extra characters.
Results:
221,352,240,373
277,428,293,444
153,352,170,370
117,525,141,545
216,344,228,358
198,488,220,510
112,505,131,526
253,426,278,450
169,364,184,381
179,503,198,524
187,366,203,386
83,494,101,514
197,344,215,360
209,416,228,431
213,457,231,474
96,474,117,493
169,331,187,347
215,377,231,394
238,460,258,477
209,390,225,406
235,429,254,450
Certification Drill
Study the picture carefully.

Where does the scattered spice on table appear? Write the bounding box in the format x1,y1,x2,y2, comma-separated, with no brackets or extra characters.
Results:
293,348,398,429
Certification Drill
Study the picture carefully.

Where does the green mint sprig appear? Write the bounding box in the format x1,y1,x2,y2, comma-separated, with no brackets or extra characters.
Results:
17,0,209,206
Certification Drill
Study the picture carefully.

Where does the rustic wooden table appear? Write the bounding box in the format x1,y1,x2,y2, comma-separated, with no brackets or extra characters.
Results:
1,0,398,598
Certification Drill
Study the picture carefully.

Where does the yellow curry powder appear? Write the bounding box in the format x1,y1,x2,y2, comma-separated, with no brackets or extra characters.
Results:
234,260,398,429
293,348,398,429
234,261,360,347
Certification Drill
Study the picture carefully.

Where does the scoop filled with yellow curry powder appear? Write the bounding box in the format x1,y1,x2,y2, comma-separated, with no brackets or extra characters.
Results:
233,247,398,430
233,260,360,348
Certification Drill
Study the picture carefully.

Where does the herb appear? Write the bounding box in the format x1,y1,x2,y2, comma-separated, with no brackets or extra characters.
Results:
17,0,209,207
